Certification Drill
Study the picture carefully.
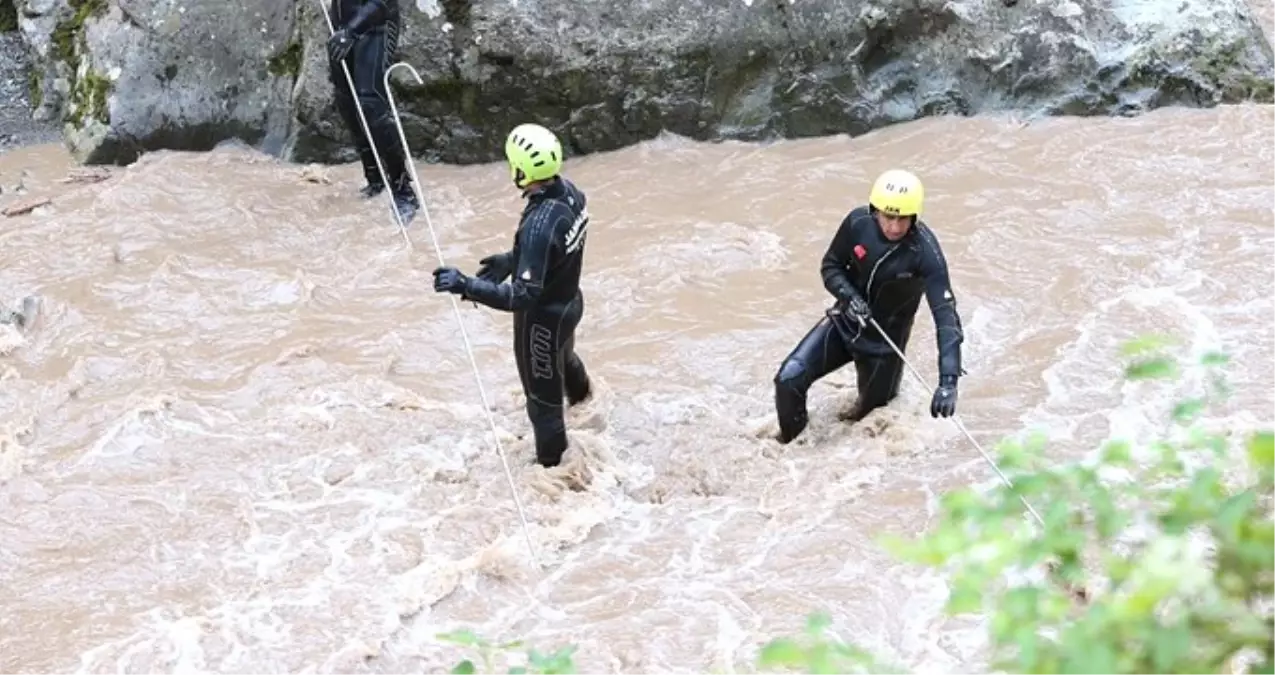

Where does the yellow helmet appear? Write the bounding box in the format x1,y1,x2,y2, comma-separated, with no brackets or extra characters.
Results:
504,123,563,189
868,169,924,217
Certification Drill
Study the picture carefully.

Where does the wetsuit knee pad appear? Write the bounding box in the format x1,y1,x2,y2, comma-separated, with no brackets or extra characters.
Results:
356,93,391,125
774,358,810,393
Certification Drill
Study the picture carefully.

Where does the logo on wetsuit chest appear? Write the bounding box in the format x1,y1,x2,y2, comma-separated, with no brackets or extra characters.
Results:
564,208,589,255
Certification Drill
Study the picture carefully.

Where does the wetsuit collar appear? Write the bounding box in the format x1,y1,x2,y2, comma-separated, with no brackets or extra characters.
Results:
522,176,564,200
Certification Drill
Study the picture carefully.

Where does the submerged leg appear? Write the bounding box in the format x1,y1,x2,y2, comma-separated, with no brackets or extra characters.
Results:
773,315,854,443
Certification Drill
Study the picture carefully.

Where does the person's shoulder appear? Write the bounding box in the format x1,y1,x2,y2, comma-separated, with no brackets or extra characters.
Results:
910,219,950,264
847,204,871,221
559,176,588,206
912,219,941,245
837,204,872,232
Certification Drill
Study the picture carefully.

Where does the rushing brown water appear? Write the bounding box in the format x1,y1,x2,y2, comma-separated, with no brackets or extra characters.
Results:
1,104,1273,673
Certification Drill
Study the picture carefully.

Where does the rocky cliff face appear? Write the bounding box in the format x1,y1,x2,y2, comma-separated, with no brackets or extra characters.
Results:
14,0,298,163
12,0,1275,165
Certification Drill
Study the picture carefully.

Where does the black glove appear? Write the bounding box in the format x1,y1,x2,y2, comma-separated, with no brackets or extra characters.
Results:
835,286,871,325
930,375,958,418
475,252,514,283
327,28,355,63
433,266,470,295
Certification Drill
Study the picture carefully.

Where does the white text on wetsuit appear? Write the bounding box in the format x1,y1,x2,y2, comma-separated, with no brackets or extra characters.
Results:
564,207,589,255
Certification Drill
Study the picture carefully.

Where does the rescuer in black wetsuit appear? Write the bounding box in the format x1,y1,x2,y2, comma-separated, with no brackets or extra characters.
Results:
431,123,593,468
326,0,419,223
773,169,965,444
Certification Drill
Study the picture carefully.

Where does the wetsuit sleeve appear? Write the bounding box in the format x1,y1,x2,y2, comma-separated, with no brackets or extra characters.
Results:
820,213,864,302
343,0,388,33
918,232,964,379
462,206,559,312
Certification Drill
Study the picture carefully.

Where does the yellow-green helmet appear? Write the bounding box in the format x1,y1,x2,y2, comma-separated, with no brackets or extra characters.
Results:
504,123,563,189
868,169,924,217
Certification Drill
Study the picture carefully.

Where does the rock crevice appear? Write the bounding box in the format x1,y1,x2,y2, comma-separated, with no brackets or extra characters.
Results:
8,0,1275,165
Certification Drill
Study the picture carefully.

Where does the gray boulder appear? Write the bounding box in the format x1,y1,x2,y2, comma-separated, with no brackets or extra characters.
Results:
16,0,299,163
14,0,1275,166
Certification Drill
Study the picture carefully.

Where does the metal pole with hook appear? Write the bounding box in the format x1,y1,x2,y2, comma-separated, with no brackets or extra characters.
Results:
312,0,541,568
381,61,541,568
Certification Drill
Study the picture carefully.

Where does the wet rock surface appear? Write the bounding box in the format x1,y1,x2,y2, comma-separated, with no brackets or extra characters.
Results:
0,29,61,152
11,0,298,164
4,0,1275,165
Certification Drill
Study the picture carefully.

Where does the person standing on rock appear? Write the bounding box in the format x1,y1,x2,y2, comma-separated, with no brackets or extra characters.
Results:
325,0,420,224
431,123,594,469
772,169,966,444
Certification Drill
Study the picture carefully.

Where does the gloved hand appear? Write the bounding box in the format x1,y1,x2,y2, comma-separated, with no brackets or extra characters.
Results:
327,27,355,63
930,375,958,418
836,287,871,326
475,252,514,283
433,266,470,295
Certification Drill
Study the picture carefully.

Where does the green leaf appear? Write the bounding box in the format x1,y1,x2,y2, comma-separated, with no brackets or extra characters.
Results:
1149,620,1192,671
1125,357,1178,380
1248,431,1274,472
438,630,482,646
533,646,578,674
451,660,477,674
1089,486,1125,541
1061,629,1119,674
757,638,807,667
1212,491,1257,542
805,612,833,635
947,580,983,615
1171,398,1205,423
1199,351,1230,367
1100,440,1132,466
1120,334,1179,357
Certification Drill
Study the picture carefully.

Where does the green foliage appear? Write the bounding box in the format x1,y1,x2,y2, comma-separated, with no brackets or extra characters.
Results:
437,629,577,674
267,41,304,79
881,337,1273,674
438,337,1273,674
0,0,17,33
755,613,903,674
433,615,902,673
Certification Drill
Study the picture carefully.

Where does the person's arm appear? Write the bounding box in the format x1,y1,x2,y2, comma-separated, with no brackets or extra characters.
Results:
462,206,560,312
916,227,964,380
343,0,388,34
820,213,866,304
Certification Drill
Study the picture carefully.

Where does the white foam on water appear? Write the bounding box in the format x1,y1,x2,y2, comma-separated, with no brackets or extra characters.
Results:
3,107,1271,674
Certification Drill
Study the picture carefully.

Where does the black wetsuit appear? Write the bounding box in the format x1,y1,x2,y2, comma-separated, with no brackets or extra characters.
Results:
462,177,593,467
773,205,965,443
326,0,414,204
